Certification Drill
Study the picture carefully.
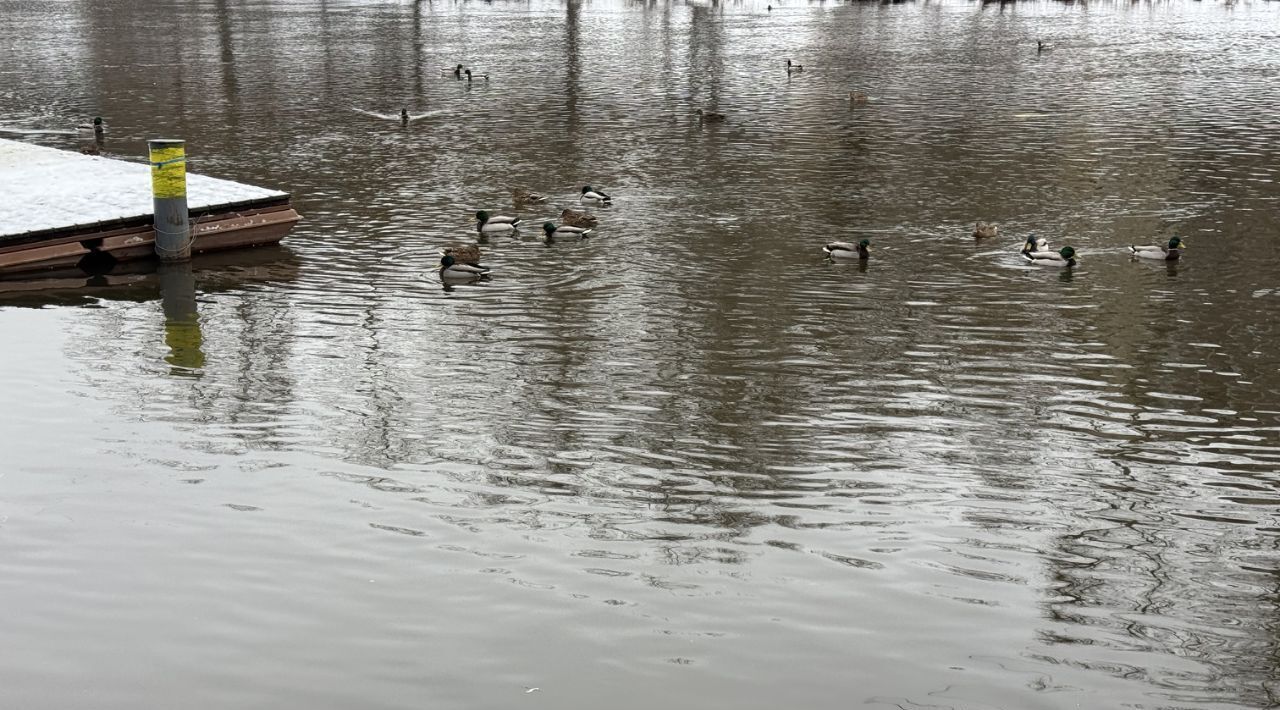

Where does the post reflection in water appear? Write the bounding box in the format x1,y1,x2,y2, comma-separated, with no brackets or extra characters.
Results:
158,262,205,373
1,2,1280,710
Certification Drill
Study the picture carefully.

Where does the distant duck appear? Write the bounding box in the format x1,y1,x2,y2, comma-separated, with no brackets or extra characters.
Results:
823,239,871,260
79,144,101,156
512,188,547,203
77,117,106,134
1037,40,1053,53
1021,234,1052,256
464,69,489,82
400,108,409,126
1024,246,1076,267
559,208,598,228
786,59,803,73
476,210,520,234
580,185,613,205
849,91,869,103
542,222,593,241
1130,236,1186,261
439,253,490,281
973,222,998,239
696,108,727,122
442,64,463,78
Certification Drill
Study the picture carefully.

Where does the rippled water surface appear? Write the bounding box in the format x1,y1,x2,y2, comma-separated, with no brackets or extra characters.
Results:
3,1,1280,708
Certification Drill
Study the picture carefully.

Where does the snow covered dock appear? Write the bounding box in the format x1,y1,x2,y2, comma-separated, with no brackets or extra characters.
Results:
0,139,299,277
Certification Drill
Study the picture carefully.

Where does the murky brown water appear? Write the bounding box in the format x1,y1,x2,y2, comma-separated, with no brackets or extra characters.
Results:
3,1,1280,708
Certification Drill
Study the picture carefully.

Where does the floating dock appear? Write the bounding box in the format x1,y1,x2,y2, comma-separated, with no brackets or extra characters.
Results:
0,138,299,278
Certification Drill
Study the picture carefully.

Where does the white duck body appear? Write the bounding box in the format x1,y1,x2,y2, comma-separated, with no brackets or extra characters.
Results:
475,211,520,234
439,255,490,281
1024,246,1077,268
1021,236,1058,258
542,222,593,240
822,240,870,259
580,186,613,205
1130,237,1185,261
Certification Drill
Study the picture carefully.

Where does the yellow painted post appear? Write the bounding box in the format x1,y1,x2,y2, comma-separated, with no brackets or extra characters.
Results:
148,139,191,262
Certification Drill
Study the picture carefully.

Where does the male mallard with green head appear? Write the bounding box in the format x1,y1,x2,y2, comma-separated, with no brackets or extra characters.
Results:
542,222,593,242
823,239,871,260
439,253,490,281
580,186,612,205
1024,246,1077,268
1130,237,1186,261
476,210,520,234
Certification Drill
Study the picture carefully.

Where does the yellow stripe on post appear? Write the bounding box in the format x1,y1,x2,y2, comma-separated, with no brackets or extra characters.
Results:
149,141,187,199
148,139,191,261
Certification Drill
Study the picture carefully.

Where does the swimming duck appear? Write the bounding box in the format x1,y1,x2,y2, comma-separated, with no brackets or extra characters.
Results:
849,91,869,103
77,117,106,134
542,221,593,241
973,222,998,239
559,208,598,228
443,244,482,264
1129,236,1185,261
696,109,727,122
476,210,520,234
786,59,803,73
1037,40,1053,54
1024,246,1076,267
580,186,613,205
512,188,547,203
442,64,463,78
464,69,489,82
439,253,490,281
1021,234,1052,256
823,239,871,260
400,108,409,126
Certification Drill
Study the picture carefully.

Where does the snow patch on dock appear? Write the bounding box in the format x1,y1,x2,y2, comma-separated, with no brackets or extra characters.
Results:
0,138,288,239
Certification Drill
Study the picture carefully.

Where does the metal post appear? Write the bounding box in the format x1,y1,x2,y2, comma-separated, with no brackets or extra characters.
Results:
149,139,190,262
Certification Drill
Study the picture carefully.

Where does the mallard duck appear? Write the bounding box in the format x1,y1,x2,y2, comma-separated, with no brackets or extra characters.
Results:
1021,234,1052,256
439,254,490,281
580,186,613,205
786,59,803,73
443,244,482,264
542,222,593,241
400,108,409,126
973,222,998,239
849,91,869,103
1037,40,1053,54
823,239,871,260
441,64,463,78
464,69,489,82
560,208,598,228
512,188,547,203
1129,236,1186,261
79,144,101,156
1024,246,1076,267
76,117,106,134
476,210,520,234
696,109,727,122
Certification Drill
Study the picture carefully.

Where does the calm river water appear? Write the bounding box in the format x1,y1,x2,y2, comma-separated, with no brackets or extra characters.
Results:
3,1,1280,708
